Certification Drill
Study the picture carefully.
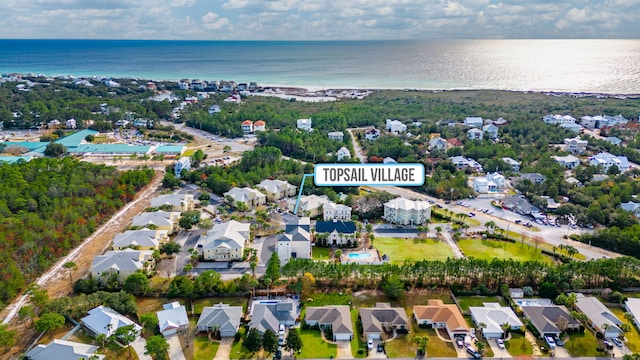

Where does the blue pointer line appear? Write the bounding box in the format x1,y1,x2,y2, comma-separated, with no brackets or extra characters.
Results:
293,173,314,215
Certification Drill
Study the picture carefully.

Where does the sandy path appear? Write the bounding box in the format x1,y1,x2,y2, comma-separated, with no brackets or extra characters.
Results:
1,170,164,358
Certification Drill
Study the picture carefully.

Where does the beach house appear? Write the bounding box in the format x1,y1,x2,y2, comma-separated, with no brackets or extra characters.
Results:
200,220,250,261
413,300,470,339
223,187,266,208
90,249,155,282
26,340,105,360
589,152,630,173
469,303,523,339
575,294,623,338
150,193,195,212
256,179,297,201
156,302,189,337
297,118,312,132
564,136,588,154
383,197,432,226
328,131,344,141
359,303,409,340
277,224,311,265
464,117,483,128
386,119,407,134
112,229,168,250
174,157,191,177
81,306,142,337
305,306,354,341
315,220,357,246
197,303,243,337
323,202,352,221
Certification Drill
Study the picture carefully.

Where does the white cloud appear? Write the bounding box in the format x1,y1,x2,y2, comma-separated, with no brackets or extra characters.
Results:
202,11,230,30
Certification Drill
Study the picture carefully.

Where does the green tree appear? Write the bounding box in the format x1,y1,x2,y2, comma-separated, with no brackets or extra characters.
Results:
179,210,201,230
262,329,279,354
412,335,429,357
284,328,303,353
35,312,66,338
123,272,150,296
145,335,169,360
112,324,138,358
381,275,404,300
167,275,194,299
0,324,16,350
265,251,281,282
62,261,77,287
43,143,67,157
139,312,159,336
159,242,181,256
17,305,35,325
244,328,262,353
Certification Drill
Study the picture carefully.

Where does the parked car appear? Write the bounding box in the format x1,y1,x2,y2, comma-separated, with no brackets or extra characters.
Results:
555,338,564,346
456,339,464,348
497,339,505,349
466,347,482,359
612,338,623,347
604,340,614,350
545,336,556,349
468,212,476,217
367,339,374,350
377,344,384,353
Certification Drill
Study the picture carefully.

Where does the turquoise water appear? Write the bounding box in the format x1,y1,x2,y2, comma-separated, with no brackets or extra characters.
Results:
1,39,639,93
348,252,372,259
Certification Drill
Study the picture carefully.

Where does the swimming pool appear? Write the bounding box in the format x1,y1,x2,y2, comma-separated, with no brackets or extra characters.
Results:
348,252,372,259
515,298,553,307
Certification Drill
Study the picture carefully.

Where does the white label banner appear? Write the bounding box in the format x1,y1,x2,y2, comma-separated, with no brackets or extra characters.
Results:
314,163,425,186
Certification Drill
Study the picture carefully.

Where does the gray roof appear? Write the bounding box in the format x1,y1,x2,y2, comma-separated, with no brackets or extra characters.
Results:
26,339,105,360
81,306,141,337
131,211,178,228
249,298,299,333
521,306,580,335
113,229,165,248
575,295,622,333
305,306,353,335
197,303,243,334
91,249,153,275
278,227,311,243
201,220,250,251
157,302,189,335
150,193,192,208
359,303,409,334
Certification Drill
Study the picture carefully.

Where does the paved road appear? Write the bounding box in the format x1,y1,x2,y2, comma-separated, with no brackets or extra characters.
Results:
440,229,465,259
347,127,369,163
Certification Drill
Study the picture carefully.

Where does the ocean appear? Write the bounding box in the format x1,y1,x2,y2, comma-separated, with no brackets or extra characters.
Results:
1,39,639,94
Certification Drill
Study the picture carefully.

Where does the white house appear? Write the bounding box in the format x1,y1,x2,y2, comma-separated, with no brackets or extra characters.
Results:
365,127,381,141
473,172,506,193
464,117,483,128
288,194,331,217
501,157,521,172
253,120,266,132
560,123,583,133
383,197,432,226
256,179,297,201
336,146,351,161
200,220,250,261
328,131,344,141
469,303,523,339
603,136,623,146
197,303,243,337
552,155,580,169
624,298,640,330
620,202,640,216
81,306,142,337
174,157,191,177
315,220,357,246
467,128,484,140
580,115,608,129
26,340,105,360
208,105,221,114
564,136,588,154
543,114,577,126
428,136,448,151
323,202,352,221
386,119,407,134
150,193,195,212
575,294,623,338
156,302,189,337
589,152,630,173
482,124,499,139
132,211,180,234
448,156,484,172
297,118,313,132
241,120,254,134
277,225,311,265
112,229,168,250
224,187,267,208
90,249,155,282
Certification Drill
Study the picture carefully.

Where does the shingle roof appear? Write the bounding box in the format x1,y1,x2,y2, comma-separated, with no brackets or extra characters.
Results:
305,306,353,335
359,303,409,334
521,306,579,335
414,300,469,333
81,305,141,337
197,303,243,334
157,302,189,335
315,221,356,234
26,339,105,360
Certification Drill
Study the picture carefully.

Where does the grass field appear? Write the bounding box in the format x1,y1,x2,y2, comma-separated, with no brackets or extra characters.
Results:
298,329,337,358
374,237,455,263
609,307,640,352
457,238,553,264
505,331,533,356
456,296,507,311
194,336,219,360
564,330,601,357
412,327,457,357
312,246,331,260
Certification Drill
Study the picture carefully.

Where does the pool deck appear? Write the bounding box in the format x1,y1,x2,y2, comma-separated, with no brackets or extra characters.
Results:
341,248,383,264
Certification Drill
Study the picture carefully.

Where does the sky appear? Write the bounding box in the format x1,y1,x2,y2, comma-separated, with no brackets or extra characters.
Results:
1,0,638,40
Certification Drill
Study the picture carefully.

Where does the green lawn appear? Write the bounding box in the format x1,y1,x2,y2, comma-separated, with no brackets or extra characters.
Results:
565,330,601,357
194,336,219,360
505,331,533,356
312,246,331,260
384,334,417,358
374,237,455,263
350,309,367,358
298,329,337,358
609,307,640,352
457,238,553,264
192,297,248,315
456,296,507,311
230,328,258,360
412,327,457,357
303,292,352,307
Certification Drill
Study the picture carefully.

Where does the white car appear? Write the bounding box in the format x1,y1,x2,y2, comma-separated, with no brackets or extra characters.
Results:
497,338,505,349
367,339,374,350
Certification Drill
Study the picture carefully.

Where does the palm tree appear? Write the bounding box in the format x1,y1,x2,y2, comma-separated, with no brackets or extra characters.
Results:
624,312,635,325
484,221,497,234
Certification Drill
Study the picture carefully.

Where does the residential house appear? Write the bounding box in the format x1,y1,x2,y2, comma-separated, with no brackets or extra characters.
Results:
447,138,464,148
467,128,484,141
508,288,524,298
589,152,630,173
323,202,352,221
285,217,310,233
277,225,311,265
575,294,623,338
606,114,629,127
514,173,547,184
81,306,142,337
178,79,190,90
189,79,206,90
473,172,506,193
386,119,407,134
288,194,331,217
297,118,312,132
249,298,300,334
208,105,221,114
492,117,509,126
413,300,470,339
564,136,588,154
620,202,640,216
336,146,351,161
174,157,191,178
521,306,580,338
383,197,431,226
253,120,266,132
428,136,448,151
469,303,523,339
500,195,540,216
543,114,577,126
464,117,483,128
365,127,380,141
256,179,297,201
580,115,608,129
224,187,267,208
150,193,195,212
383,157,397,164
328,131,344,141
560,122,583,133
448,156,483,172
483,124,499,139
359,303,409,340
224,94,241,104
200,220,250,261
90,249,155,282
603,136,623,146
305,306,353,341
241,120,254,134
552,155,580,169
112,229,168,250
501,157,521,172
157,302,189,337
131,211,180,234
25,339,105,360
197,303,243,337
437,119,457,127
624,298,640,330
315,220,357,246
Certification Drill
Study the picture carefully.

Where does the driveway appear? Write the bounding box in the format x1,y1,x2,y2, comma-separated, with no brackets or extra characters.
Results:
166,334,187,360
487,337,511,358
213,338,233,360
131,337,153,360
335,340,353,359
